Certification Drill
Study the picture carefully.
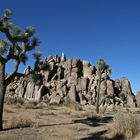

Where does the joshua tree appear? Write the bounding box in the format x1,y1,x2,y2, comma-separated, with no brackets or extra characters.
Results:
33,51,42,71
96,59,111,113
0,9,40,130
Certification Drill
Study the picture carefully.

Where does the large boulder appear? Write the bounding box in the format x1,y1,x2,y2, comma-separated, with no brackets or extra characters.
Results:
64,59,72,80
121,77,137,107
68,85,79,102
50,93,62,104
15,77,28,98
77,77,89,94
107,80,114,96
83,60,95,79
24,82,45,101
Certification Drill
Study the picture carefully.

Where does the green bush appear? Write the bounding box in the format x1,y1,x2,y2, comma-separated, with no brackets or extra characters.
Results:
28,73,41,85
119,91,126,102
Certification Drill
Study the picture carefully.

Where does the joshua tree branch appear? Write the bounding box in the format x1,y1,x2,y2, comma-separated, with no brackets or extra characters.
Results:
5,72,24,86
6,53,19,62
1,29,24,43
0,55,6,63
5,60,21,85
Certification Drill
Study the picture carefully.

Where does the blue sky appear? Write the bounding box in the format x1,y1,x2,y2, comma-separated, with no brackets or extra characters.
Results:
0,0,140,94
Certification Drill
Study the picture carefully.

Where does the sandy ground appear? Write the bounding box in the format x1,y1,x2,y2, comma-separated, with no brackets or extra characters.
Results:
0,103,140,140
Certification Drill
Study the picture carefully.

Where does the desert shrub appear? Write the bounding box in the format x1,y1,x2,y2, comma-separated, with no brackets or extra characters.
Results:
112,112,140,139
5,96,24,105
9,115,33,128
24,101,39,109
119,91,127,102
23,101,46,109
38,110,55,117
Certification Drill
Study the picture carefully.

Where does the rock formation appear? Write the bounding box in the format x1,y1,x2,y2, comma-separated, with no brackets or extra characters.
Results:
6,53,137,107
114,78,137,107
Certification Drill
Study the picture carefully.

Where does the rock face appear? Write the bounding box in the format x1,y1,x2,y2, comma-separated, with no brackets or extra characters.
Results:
136,91,140,107
13,77,45,101
6,53,137,107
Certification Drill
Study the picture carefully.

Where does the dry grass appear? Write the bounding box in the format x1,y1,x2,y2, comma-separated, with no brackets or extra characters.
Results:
4,108,14,113
2,102,140,140
39,111,55,116
59,104,99,120
63,102,83,111
5,96,24,106
23,101,47,109
133,133,140,140
83,111,100,120
9,115,33,129
0,135,42,140
5,96,47,110
111,112,140,139
23,102,38,109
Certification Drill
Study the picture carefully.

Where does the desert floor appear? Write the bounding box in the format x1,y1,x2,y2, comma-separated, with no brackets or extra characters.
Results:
0,102,140,140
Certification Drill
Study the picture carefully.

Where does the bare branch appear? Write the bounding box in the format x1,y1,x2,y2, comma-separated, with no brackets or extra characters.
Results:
5,59,22,85
5,44,20,62
0,55,6,63
5,72,24,86
4,29,13,43
13,60,20,73
6,53,19,62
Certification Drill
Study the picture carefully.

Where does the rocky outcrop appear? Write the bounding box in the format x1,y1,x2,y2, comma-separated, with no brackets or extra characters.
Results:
6,53,137,107
114,78,137,107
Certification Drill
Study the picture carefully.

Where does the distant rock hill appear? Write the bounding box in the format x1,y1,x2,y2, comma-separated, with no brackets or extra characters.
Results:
6,53,137,108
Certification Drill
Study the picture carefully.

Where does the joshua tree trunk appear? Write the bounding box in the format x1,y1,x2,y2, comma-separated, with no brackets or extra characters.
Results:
96,75,101,114
0,62,5,130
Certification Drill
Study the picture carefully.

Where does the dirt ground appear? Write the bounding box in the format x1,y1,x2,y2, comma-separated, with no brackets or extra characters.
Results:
0,103,140,140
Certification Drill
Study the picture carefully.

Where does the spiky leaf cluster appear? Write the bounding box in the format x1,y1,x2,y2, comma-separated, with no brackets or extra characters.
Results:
12,26,21,37
0,40,8,55
31,37,40,46
97,59,112,76
33,52,42,60
0,9,12,30
23,26,35,38
39,61,50,70
19,53,28,65
2,9,12,19
97,59,106,71
105,64,112,75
